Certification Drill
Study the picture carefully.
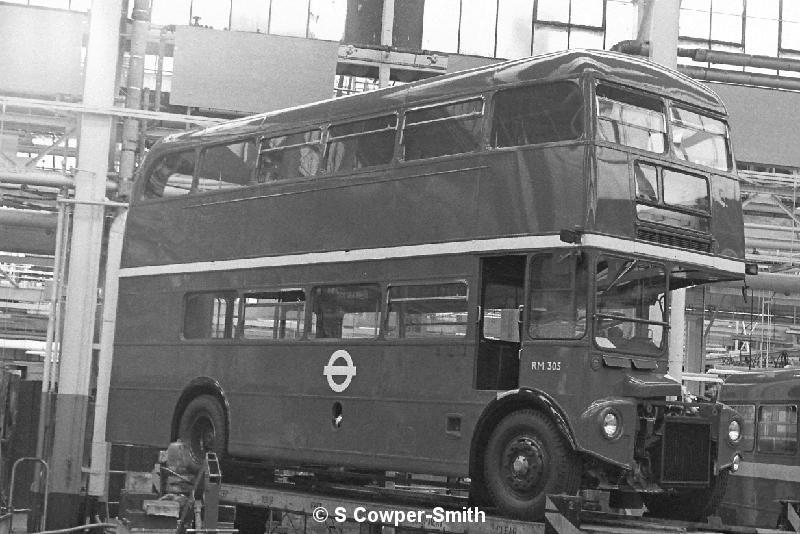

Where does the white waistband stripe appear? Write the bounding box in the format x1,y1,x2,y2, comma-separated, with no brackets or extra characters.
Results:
118,233,745,278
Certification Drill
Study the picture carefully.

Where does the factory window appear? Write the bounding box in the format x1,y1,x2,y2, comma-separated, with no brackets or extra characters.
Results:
258,129,322,182
385,282,468,339
403,98,484,160
757,404,798,454
491,82,584,148
326,114,397,174
143,150,197,199
728,404,755,452
183,291,239,339
197,139,258,192
242,290,305,340
310,284,381,339
670,107,731,171
596,85,666,153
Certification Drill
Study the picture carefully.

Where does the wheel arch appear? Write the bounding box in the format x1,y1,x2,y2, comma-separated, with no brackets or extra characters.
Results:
469,388,577,482
170,377,231,448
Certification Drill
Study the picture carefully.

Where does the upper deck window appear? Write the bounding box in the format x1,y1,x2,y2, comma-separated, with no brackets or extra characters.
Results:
670,107,731,171
492,82,584,147
258,129,322,182
403,98,483,160
143,149,197,199
326,114,397,174
596,85,666,154
196,139,258,192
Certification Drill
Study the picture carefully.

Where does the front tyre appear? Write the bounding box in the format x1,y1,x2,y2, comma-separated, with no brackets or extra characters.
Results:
483,409,580,520
177,395,227,469
643,470,729,521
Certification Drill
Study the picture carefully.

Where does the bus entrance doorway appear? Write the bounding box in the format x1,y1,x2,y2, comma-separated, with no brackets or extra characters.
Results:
476,256,525,391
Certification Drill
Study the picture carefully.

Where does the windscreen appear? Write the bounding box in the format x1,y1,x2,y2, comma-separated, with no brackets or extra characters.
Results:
594,255,667,355
670,106,731,171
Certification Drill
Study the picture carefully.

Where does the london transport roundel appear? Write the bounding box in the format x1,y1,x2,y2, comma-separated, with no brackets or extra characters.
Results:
323,349,357,393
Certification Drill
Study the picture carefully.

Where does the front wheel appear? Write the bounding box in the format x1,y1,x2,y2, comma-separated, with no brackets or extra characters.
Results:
642,470,729,521
177,394,227,470
483,409,580,520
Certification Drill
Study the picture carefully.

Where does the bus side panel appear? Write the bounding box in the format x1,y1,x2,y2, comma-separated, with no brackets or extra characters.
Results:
710,175,744,259
719,468,796,528
224,341,487,476
122,159,485,269
479,144,587,237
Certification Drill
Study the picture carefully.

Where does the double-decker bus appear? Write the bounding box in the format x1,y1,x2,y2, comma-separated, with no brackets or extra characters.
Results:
107,49,746,521
716,369,800,528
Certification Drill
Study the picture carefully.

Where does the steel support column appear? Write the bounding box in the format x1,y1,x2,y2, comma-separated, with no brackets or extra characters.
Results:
47,0,122,526
378,0,395,88
636,0,685,384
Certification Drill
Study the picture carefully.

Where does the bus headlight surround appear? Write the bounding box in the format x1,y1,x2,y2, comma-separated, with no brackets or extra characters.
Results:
727,419,742,443
599,408,622,440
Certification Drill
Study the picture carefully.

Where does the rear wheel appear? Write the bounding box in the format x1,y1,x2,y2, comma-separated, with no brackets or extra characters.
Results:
483,409,580,520
177,395,227,469
642,470,729,521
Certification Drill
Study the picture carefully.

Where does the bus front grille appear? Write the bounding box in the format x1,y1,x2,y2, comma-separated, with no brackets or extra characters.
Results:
660,420,711,484
637,228,712,252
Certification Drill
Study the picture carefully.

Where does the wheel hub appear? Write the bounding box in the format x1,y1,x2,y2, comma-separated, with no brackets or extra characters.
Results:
504,437,544,493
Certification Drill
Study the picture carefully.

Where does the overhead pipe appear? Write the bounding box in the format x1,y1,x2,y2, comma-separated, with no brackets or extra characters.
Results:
612,40,800,91
718,273,800,296
35,200,67,462
118,0,150,199
683,48,800,72
0,210,58,229
0,169,118,191
680,66,800,92
0,170,74,189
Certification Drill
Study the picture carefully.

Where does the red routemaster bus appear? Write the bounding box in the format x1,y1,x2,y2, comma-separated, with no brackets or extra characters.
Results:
716,369,800,528
107,50,746,521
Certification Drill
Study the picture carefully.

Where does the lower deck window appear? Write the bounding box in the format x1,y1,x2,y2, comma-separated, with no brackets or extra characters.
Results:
242,290,305,339
757,404,798,454
183,291,239,339
386,282,468,338
311,284,381,339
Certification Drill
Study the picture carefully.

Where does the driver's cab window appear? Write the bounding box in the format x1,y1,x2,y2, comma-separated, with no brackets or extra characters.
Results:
529,252,587,339
594,255,666,355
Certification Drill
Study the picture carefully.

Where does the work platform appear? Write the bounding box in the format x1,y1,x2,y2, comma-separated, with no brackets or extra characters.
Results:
217,482,792,534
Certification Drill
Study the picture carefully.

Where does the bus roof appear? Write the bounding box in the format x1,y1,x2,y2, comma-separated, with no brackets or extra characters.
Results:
160,49,726,148
719,368,800,402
